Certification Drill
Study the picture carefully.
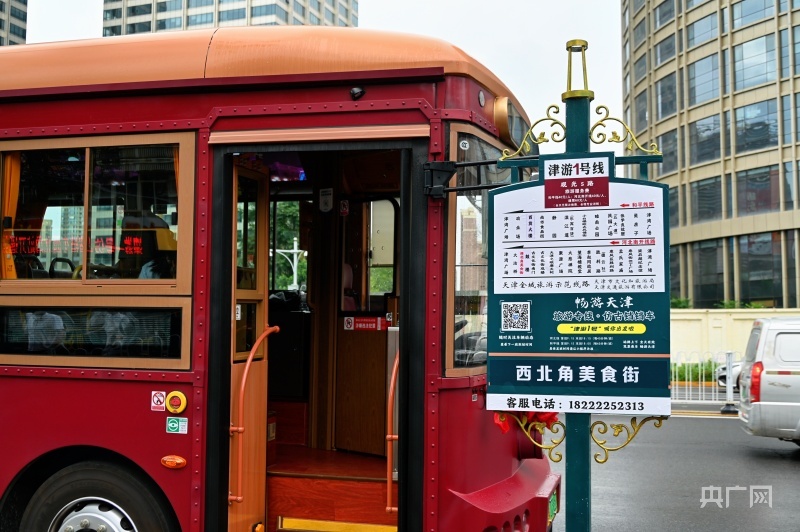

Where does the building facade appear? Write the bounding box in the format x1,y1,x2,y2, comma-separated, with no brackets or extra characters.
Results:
102,0,357,36
0,0,27,45
622,0,800,308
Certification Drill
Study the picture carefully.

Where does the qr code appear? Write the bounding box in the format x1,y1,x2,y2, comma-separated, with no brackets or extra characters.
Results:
501,301,531,332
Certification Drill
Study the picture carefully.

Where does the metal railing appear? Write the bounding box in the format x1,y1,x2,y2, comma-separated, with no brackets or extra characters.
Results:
670,350,743,403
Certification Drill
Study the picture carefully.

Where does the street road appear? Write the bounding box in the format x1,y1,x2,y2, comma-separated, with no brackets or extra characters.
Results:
549,413,799,532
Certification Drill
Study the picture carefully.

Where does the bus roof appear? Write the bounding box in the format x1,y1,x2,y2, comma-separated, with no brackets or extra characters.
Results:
1,26,521,108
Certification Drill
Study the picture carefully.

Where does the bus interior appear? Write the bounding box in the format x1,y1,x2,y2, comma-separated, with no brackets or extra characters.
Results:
231,145,404,527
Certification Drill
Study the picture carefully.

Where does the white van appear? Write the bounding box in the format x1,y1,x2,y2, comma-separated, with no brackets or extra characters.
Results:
738,317,800,446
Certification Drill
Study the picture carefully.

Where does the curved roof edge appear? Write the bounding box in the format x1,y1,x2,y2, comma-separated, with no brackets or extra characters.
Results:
1,27,511,97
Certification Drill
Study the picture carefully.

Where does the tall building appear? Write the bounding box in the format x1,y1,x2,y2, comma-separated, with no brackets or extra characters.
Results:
101,0,358,36
622,0,800,309
1,0,28,45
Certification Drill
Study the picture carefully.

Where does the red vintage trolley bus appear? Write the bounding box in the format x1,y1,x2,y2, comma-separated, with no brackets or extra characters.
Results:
0,27,559,532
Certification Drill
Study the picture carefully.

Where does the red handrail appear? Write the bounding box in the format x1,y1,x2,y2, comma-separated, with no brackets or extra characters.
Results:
229,324,280,503
385,350,399,514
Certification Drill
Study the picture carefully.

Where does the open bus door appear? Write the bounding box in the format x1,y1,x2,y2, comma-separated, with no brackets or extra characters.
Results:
219,147,405,531
228,166,271,530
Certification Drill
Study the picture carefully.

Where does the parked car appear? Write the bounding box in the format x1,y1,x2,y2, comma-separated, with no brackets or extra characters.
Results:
739,317,800,446
714,362,742,390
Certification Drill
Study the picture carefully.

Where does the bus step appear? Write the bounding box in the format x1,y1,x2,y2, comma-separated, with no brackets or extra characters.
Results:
276,516,397,532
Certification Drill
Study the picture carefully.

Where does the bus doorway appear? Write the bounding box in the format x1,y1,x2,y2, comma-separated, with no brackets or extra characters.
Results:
228,146,403,530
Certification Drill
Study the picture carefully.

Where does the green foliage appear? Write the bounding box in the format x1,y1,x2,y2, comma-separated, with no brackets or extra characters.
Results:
714,300,765,309
671,360,717,382
670,297,691,308
369,266,393,294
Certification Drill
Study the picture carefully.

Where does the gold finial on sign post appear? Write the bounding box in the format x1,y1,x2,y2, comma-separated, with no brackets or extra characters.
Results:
562,39,594,101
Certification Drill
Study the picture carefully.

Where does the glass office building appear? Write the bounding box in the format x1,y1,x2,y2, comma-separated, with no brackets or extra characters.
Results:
0,0,28,45
622,0,800,308
102,0,358,36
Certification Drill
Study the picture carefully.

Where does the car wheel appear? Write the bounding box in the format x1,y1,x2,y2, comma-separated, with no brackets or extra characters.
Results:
20,461,177,532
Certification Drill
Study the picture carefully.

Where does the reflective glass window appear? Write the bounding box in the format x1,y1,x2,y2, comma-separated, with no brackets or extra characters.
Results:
690,176,722,222
781,28,790,78
634,54,647,83
784,162,794,210
655,35,676,66
157,0,182,10
739,232,782,307
156,17,182,30
658,130,678,176
669,187,679,228
687,13,717,48
692,239,724,308
634,19,647,49
670,246,681,298
733,35,776,90
782,95,792,145
219,8,245,21
127,4,152,16
656,72,677,120
732,0,774,29
187,13,213,25
635,90,648,133
689,115,720,165
735,99,778,153
736,165,780,215
654,0,675,29
688,54,719,106
126,21,151,34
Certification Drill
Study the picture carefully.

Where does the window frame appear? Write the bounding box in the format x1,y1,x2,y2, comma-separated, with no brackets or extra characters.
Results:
0,132,195,296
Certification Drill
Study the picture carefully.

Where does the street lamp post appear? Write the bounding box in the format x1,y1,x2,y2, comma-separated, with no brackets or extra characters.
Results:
272,237,305,290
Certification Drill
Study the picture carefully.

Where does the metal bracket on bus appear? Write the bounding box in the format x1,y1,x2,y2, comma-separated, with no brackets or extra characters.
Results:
423,160,525,198
423,161,457,199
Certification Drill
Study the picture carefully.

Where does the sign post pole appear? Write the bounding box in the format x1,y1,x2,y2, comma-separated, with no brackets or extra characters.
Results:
562,40,594,532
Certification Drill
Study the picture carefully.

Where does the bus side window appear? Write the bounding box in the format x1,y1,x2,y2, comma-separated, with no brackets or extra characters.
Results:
1,149,86,280
90,145,179,280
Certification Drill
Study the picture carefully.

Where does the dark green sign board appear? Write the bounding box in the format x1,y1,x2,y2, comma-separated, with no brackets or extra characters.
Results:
486,152,670,415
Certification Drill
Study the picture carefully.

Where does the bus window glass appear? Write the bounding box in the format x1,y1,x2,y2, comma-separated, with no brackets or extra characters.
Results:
269,201,307,292
237,177,258,290
1,144,179,281
2,149,85,280
368,199,396,307
452,134,519,368
0,307,181,358
89,145,178,279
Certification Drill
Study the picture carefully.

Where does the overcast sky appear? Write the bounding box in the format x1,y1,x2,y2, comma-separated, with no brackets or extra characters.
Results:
26,0,623,155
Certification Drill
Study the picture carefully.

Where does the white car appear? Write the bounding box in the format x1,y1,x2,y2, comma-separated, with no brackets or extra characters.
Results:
715,362,742,390
739,317,800,446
